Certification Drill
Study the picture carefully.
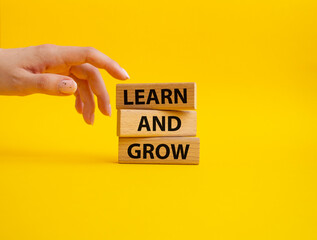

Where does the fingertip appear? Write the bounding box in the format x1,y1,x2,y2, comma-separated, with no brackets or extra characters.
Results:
121,68,130,80
91,113,95,125
109,66,130,80
107,104,111,117
83,112,95,125
83,114,92,125
75,103,83,114
102,104,111,117
58,80,77,94
97,98,108,116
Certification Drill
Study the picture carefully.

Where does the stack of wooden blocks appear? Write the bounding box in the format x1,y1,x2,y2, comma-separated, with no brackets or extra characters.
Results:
116,82,199,164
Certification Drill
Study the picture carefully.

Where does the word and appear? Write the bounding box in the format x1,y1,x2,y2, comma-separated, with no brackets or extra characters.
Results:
137,116,181,131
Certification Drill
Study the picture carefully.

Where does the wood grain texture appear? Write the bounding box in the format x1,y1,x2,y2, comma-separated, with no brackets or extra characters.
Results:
117,109,197,137
118,137,200,164
116,82,196,110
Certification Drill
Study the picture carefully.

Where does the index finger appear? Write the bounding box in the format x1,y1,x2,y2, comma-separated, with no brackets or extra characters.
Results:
44,45,130,80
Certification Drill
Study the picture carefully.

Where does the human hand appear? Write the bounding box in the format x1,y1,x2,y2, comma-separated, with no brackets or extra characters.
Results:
0,44,129,124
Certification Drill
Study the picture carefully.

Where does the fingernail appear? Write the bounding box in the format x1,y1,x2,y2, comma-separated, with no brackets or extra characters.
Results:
58,80,77,94
106,104,111,117
121,68,130,79
90,113,95,125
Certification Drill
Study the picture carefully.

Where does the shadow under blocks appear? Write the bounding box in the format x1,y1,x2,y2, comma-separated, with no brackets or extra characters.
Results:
116,82,199,164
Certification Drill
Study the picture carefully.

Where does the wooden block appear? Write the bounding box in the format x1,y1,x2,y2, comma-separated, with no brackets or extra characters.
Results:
117,109,197,137
116,82,196,110
118,137,200,164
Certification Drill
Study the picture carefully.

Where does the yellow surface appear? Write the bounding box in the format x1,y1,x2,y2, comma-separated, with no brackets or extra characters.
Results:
0,0,317,239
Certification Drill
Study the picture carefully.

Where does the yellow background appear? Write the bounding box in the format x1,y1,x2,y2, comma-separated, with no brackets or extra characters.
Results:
0,0,317,239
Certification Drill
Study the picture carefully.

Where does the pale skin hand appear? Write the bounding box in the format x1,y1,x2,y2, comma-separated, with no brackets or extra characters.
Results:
0,44,130,125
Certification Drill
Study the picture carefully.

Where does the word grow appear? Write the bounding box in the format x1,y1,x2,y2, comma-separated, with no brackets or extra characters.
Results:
127,143,190,159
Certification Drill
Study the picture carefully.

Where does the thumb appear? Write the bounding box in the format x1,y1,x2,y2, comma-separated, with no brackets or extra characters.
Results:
27,73,77,95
